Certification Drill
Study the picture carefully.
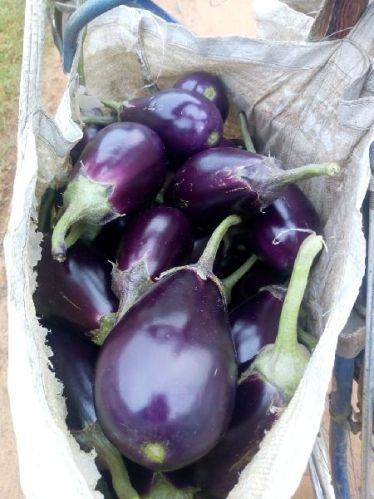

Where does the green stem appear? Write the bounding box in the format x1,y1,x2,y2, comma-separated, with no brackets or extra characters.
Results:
101,98,122,113
51,175,113,262
82,115,117,126
65,222,102,249
271,162,340,188
239,111,256,153
77,26,87,86
298,327,318,352
89,312,117,346
274,233,323,356
222,255,258,302
198,215,241,273
83,422,139,499
38,187,57,233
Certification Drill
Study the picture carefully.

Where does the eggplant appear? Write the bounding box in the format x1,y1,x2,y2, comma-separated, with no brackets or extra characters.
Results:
45,320,139,499
230,259,286,308
193,233,323,497
230,286,285,369
34,237,118,339
246,184,322,274
105,89,223,161
92,216,129,261
168,147,339,229
51,122,166,261
94,215,240,471
96,207,193,341
173,71,229,121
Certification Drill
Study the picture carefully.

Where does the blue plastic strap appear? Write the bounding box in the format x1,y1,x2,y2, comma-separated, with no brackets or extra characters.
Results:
63,0,176,73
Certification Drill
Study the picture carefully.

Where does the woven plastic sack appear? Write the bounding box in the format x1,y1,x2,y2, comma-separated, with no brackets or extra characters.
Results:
5,1,374,498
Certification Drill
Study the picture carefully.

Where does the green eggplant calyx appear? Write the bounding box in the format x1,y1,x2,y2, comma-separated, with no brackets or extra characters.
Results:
51,173,116,262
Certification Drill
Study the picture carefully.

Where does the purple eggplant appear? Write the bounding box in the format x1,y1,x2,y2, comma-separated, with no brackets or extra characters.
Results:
44,320,139,499
173,71,229,121
117,207,192,280
106,89,223,161
95,207,193,341
52,122,166,261
94,215,240,471
33,237,118,339
192,233,323,497
246,184,322,274
169,147,339,229
231,259,286,308
230,286,285,369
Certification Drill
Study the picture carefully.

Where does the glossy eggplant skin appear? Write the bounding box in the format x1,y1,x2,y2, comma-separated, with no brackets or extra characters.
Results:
74,122,166,214
169,147,284,229
173,71,229,121
119,89,223,161
117,207,193,279
247,185,321,274
193,373,284,498
45,320,99,430
230,286,285,368
231,260,285,308
34,237,118,334
95,268,237,471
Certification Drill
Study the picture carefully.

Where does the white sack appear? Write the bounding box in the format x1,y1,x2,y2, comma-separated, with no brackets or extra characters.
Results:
5,2,374,498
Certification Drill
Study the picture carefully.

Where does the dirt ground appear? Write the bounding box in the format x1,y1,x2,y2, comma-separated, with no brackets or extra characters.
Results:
0,1,338,498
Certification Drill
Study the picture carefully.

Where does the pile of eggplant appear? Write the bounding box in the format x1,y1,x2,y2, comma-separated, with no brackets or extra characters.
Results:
34,71,338,498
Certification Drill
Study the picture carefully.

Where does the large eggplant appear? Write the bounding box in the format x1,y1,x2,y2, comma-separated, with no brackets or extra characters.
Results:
107,88,223,161
34,237,118,338
52,122,166,261
193,233,323,497
230,286,285,369
94,216,240,471
173,71,229,121
168,147,339,229
246,184,322,274
45,320,139,499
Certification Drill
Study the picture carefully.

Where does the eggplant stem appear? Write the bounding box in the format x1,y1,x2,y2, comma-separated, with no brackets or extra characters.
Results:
198,215,241,273
65,222,101,249
101,98,122,113
82,115,117,126
222,255,258,302
239,111,256,153
83,422,139,499
272,162,340,188
51,175,114,261
298,327,318,352
275,233,323,355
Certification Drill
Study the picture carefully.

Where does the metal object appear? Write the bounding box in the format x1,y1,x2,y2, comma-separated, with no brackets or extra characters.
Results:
361,142,374,498
330,355,355,498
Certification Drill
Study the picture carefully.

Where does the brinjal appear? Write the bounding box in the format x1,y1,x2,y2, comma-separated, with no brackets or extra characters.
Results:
193,233,323,497
34,237,118,339
246,184,322,274
45,320,139,499
94,216,240,471
52,122,166,261
169,147,339,229
173,71,229,121
105,89,223,161
230,286,285,369
230,259,286,308
94,207,193,343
